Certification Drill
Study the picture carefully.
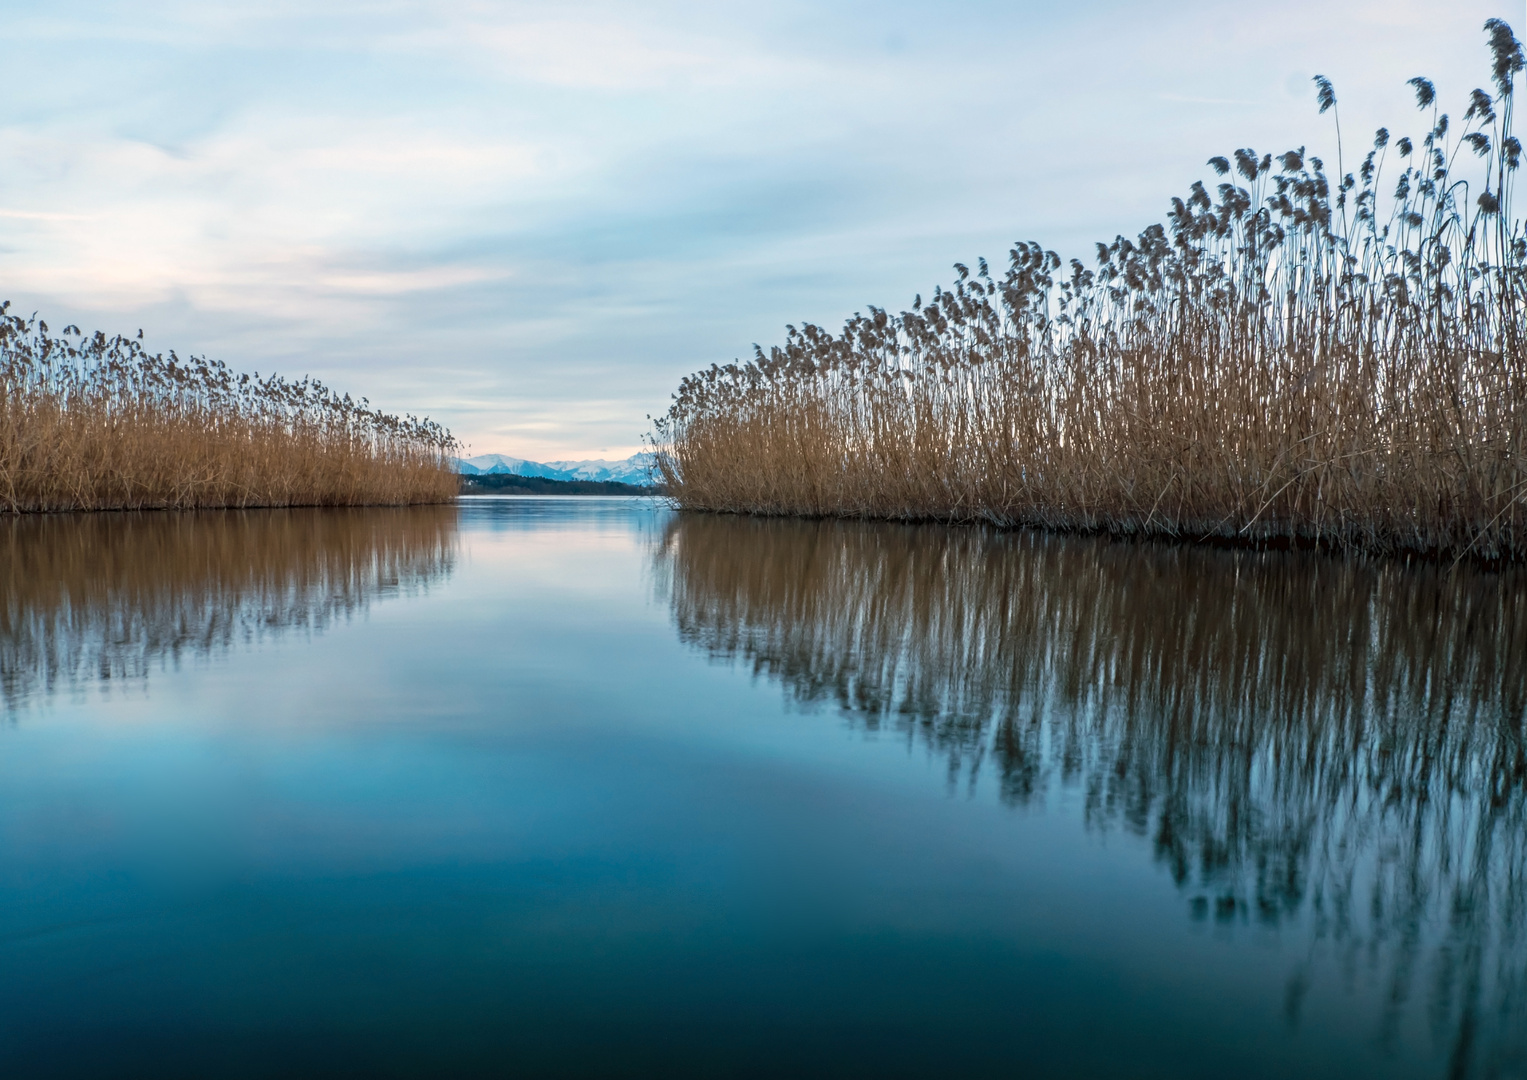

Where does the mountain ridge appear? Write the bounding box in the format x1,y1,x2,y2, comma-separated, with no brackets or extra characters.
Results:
453,452,656,485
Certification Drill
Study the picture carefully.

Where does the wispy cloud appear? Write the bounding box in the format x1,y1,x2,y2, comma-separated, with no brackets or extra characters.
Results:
447,20,768,90
1156,93,1263,107
0,209,91,221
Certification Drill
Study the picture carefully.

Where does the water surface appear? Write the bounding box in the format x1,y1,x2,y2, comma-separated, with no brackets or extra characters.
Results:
2,499,1524,1078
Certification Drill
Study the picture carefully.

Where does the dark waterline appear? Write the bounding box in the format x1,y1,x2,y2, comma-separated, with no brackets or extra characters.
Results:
1,498,1523,1078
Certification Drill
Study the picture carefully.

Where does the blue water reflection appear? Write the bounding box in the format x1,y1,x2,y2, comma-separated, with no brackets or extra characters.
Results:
1,498,1522,1078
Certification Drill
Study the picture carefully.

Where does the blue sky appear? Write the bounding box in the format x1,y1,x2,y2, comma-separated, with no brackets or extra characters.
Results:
0,1,1514,458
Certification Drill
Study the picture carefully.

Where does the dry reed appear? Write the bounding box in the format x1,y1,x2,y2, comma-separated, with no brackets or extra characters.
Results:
1,505,458,707
0,304,459,511
657,20,1527,560
658,512,1527,1066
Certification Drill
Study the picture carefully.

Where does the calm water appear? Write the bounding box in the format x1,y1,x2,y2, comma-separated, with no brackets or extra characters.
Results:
2,498,1524,1078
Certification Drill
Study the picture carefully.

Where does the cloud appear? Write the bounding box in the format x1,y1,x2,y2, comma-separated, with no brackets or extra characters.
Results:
453,20,759,90
315,266,515,296
0,115,552,303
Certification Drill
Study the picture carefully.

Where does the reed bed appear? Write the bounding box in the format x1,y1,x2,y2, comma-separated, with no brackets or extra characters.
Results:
658,21,1527,560
657,512,1527,1067
0,505,458,707
0,304,458,511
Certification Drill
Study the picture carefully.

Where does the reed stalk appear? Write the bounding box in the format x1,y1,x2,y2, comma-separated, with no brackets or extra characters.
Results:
0,305,459,512
656,20,1527,560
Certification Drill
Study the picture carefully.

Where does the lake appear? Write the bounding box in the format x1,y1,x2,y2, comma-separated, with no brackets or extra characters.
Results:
2,497,1524,1078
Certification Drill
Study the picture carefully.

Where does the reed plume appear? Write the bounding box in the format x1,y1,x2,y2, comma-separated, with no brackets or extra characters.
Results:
0,305,459,512
656,20,1527,560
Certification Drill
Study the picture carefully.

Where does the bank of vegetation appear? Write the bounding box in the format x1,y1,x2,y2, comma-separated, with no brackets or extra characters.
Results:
461,472,663,496
0,304,458,512
656,21,1527,560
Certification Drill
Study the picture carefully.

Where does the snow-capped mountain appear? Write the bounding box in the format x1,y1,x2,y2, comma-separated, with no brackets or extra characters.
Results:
453,452,656,485
542,455,658,483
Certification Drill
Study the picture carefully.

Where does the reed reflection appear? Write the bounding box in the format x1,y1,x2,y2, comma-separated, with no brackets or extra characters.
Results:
1,506,458,708
659,514,1527,1073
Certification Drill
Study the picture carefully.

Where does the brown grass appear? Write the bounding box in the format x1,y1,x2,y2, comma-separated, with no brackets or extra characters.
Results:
656,21,1527,561
0,305,458,512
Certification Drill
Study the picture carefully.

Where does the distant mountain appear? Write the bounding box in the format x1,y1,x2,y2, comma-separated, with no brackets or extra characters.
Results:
453,454,551,477
542,455,659,484
453,452,656,485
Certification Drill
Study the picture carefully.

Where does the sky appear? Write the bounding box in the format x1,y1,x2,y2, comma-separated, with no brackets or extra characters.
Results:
0,0,1518,459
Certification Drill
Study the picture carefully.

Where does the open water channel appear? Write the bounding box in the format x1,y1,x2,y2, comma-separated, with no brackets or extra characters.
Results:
2,497,1524,1078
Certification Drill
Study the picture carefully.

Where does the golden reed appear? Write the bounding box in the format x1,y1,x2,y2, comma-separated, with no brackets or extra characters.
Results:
0,305,458,512
656,21,1527,560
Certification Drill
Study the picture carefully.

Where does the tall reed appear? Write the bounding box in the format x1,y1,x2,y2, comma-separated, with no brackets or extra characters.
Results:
657,20,1527,560
0,305,459,511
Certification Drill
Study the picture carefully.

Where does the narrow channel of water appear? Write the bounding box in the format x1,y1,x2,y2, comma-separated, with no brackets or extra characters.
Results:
2,498,1522,1078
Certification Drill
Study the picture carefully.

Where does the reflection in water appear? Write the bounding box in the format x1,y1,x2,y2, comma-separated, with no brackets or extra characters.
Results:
659,514,1527,1074
1,506,458,708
